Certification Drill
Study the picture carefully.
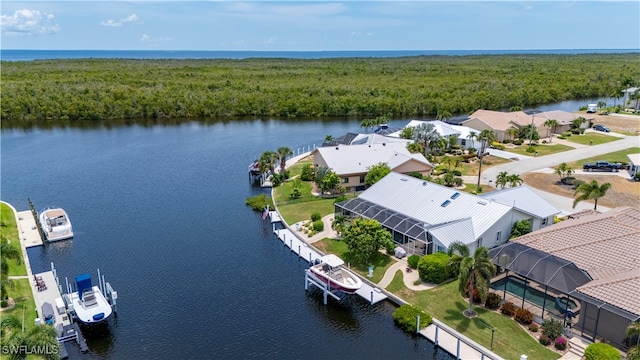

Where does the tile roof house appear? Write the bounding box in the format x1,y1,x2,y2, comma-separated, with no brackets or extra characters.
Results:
312,142,432,192
335,172,558,255
532,110,595,135
490,207,640,349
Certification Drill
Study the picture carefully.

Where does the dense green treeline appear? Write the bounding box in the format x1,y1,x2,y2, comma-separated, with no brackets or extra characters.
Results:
1,54,638,125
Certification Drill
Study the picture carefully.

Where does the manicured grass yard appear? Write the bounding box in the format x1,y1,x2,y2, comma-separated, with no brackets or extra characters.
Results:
506,143,573,157
462,183,495,194
285,158,312,178
389,276,561,360
0,279,37,330
563,132,621,146
313,238,395,284
1,203,27,276
277,199,337,224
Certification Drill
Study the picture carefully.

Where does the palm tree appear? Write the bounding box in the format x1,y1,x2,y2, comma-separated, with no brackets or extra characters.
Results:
476,129,496,189
573,180,611,210
543,119,559,143
324,135,334,142
258,150,278,174
495,171,508,189
555,162,574,183
610,88,621,107
506,127,519,142
360,118,376,133
276,146,293,177
0,317,59,360
466,131,477,149
448,242,496,318
436,110,452,123
571,117,586,130
411,123,440,156
631,89,640,111
597,101,607,109
331,214,348,236
507,173,523,188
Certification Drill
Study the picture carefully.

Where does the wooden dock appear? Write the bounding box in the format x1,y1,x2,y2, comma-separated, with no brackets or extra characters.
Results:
272,224,388,305
17,209,44,248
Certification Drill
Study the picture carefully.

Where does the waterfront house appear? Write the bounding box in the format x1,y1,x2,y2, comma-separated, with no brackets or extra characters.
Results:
312,142,432,192
335,172,558,255
531,110,595,135
462,109,548,142
622,87,640,111
489,207,640,351
479,185,561,230
387,120,481,150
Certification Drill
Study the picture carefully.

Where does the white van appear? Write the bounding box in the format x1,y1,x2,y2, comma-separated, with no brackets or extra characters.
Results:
587,104,597,113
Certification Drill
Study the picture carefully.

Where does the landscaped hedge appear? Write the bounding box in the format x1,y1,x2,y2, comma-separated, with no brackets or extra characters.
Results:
584,342,621,360
407,254,420,269
484,292,502,310
417,252,452,284
514,308,533,325
500,301,517,317
393,305,432,333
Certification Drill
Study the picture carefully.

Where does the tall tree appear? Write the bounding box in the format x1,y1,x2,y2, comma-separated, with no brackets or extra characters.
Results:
573,180,611,210
506,127,519,142
555,162,574,183
476,129,496,189
411,123,441,156
466,131,477,149
276,146,293,177
365,162,391,187
571,117,586,130
543,119,559,143
258,150,278,174
342,218,393,265
447,242,496,318
436,110,452,122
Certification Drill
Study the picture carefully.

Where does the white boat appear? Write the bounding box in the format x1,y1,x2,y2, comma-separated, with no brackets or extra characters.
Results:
308,254,363,294
67,274,113,325
39,207,73,242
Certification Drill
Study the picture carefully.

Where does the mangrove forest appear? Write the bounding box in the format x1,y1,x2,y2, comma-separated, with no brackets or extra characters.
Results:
1,53,638,126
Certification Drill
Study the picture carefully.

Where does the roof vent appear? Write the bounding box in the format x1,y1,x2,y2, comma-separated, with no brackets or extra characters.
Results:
477,201,487,205
441,200,451,207
335,147,339,150
383,143,386,146
422,182,427,186
451,192,460,199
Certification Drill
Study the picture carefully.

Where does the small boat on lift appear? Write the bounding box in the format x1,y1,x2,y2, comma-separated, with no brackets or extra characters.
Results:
67,274,113,325
308,254,363,294
39,207,73,242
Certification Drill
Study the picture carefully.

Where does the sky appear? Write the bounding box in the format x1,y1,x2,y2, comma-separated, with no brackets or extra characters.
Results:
1,1,639,51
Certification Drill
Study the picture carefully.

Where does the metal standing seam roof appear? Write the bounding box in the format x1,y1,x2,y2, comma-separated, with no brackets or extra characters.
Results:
357,172,512,239
480,185,561,219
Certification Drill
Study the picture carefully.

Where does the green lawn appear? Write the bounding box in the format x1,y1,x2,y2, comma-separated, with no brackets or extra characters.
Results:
462,183,495,194
286,159,313,178
0,279,37,329
1,203,27,276
277,199,337,224
456,156,511,176
506,143,574,157
567,146,640,169
563,133,621,146
313,238,395,284
391,278,561,360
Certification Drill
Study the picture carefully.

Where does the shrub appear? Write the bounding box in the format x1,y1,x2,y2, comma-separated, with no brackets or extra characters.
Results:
584,342,621,360
464,280,483,303
557,135,566,140
384,239,396,255
502,139,512,144
333,195,347,203
491,141,506,150
541,318,564,341
514,308,534,325
451,170,462,176
513,139,523,145
289,188,302,199
528,323,539,332
417,252,452,284
539,334,552,346
570,128,582,135
312,220,324,232
300,164,314,181
561,131,572,137
433,165,448,176
500,301,517,317
541,140,547,144
526,145,537,153
0,300,8,308
311,212,322,222
407,254,420,269
635,172,640,181
393,304,432,333
271,173,284,187
484,292,502,310
245,194,273,212
555,337,568,350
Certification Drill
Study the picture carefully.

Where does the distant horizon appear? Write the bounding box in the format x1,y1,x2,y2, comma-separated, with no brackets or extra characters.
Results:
3,48,639,52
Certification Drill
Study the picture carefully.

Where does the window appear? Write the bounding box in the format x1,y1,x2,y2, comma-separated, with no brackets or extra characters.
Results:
436,245,446,253
461,139,466,146
496,231,502,243
541,218,548,226
476,237,483,247
359,175,366,183
341,177,349,184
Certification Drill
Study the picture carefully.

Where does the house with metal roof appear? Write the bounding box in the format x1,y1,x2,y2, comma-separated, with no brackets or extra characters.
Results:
479,185,561,230
335,172,556,256
387,120,481,149
313,142,432,192
489,207,640,350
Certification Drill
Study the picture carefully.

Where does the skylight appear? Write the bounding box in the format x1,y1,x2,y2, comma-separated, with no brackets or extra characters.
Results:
451,192,460,199
441,200,451,207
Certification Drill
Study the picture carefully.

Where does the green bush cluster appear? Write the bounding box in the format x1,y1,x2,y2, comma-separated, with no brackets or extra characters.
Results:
562,131,573,137
554,337,568,350
392,304,432,333
512,139,524,145
570,128,582,134
311,213,322,222
541,318,564,341
312,220,324,232
407,254,421,269
491,141,506,150
417,252,452,284
539,334,552,346
245,194,273,212
300,164,315,181
526,145,537,154
584,343,621,360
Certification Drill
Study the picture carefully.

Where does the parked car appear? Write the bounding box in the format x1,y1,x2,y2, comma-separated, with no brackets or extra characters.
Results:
592,124,610,132
583,160,622,172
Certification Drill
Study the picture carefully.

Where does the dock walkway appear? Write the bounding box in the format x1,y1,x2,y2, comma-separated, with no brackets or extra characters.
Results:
272,225,388,304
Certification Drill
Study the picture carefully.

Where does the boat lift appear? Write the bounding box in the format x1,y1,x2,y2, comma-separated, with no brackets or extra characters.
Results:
304,269,343,305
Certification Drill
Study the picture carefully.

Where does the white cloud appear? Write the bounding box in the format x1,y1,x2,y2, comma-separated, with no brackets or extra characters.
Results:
101,13,139,27
0,9,61,36
140,34,171,43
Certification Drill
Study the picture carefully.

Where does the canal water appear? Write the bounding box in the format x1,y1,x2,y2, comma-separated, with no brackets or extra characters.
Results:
0,96,606,358
2,118,455,359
